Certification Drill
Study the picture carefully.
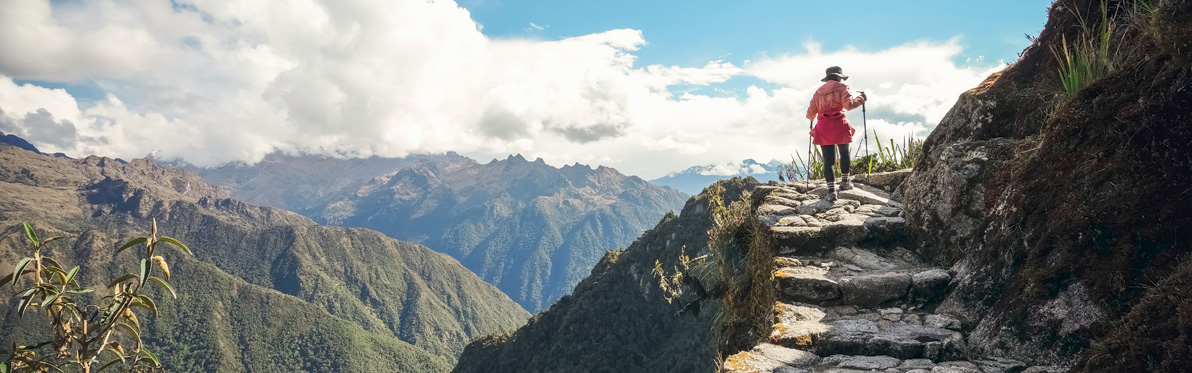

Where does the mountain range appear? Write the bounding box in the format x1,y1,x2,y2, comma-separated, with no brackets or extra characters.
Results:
190,153,690,311
650,158,783,195
0,140,529,371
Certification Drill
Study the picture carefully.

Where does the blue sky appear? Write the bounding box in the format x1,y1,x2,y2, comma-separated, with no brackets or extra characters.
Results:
0,0,1053,178
461,1,1049,66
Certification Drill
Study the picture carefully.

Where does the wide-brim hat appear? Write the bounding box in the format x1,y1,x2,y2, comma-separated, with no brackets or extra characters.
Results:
821,66,848,82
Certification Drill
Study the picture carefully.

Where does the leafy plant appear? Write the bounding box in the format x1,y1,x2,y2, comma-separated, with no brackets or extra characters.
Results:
2,220,190,373
777,135,923,183
1052,0,1116,97
652,246,709,306
700,183,777,357
859,132,924,174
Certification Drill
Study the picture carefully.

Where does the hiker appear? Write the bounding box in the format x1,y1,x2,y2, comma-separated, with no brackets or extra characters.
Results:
806,66,867,202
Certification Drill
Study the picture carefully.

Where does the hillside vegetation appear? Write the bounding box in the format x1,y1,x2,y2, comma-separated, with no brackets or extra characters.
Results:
0,143,528,371
454,177,759,372
197,153,688,312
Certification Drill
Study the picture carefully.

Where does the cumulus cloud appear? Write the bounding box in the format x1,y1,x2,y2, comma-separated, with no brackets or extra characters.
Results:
0,0,1004,179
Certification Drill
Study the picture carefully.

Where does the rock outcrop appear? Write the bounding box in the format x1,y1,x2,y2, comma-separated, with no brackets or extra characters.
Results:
896,0,1192,369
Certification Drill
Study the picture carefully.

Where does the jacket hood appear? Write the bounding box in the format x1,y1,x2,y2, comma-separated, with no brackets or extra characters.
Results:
816,80,847,95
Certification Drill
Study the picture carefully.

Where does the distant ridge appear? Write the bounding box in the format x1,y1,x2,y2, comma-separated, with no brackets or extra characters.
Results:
191,152,689,311
0,130,40,153
651,158,784,195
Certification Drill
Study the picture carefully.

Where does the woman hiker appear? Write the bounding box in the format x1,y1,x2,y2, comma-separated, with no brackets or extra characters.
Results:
806,65,867,202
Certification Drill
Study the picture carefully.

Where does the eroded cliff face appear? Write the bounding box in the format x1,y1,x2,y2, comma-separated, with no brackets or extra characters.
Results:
897,0,1192,369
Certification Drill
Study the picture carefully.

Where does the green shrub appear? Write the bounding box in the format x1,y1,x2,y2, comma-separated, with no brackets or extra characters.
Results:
1052,0,1117,97
2,221,190,373
778,135,924,182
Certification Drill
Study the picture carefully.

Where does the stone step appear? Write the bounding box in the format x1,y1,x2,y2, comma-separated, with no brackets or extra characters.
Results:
722,343,821,373
725,349,1042,373
770,302,969,362
773,248,952,307
758,183,908,255
770,217,907,255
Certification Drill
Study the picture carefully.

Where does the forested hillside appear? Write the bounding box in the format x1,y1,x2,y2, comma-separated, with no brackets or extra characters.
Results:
0,142,528,371
196,153,688,311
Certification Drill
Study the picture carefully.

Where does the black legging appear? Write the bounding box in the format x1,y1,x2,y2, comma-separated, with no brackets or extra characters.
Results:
821,144,851,184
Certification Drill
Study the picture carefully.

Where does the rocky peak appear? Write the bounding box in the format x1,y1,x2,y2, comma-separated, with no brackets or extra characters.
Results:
0,131,41,153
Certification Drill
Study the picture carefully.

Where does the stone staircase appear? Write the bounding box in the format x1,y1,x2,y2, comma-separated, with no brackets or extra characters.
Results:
723,182,1061,373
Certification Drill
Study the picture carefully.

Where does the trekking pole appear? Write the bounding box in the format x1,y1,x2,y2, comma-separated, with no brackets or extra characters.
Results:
861,92,869,174
807,118,813,190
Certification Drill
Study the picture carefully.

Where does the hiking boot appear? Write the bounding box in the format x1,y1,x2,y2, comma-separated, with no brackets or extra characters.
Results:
839,180,854,191
825,191,838,202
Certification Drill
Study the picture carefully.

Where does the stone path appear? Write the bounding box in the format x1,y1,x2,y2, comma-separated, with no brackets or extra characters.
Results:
723,181,1061,373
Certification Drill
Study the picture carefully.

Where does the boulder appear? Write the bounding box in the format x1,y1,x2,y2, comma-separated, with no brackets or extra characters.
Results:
976,357,1027,373
821,354,902,370
778,215,808,227
900,358,937,370
932,361,982,373
862,216,907,244
840,272,911,307
923,314,961,331
814,319,967,361
759,204,798,216
911,269,952,302
1020,366,1066,373
772,226,833,255
829,247,900,270
855,169,912,191
838,188,892,206
771,303,831,349
775,266,841,303
797,200,835,215
821,220,868,245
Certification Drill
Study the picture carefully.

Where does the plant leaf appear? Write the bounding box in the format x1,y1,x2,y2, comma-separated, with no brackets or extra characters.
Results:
103,342,127,365
115,323,142,349
17,292,35,316
69,287,95,294
43,256,63,269
138,259,150,289
133,295,158,317
115,237,147,255
108,273,137,288
140,348,161,366
147,276,176,299
158,236,191,255
96,358,122,372
11,257,32,285
40,236,65,246
64,265,80,285
23,222,39,247
41,293,59,308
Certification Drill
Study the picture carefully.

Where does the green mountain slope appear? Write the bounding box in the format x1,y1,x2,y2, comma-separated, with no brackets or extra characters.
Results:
453,177,760,373
0,144,528,370
197,153,689,312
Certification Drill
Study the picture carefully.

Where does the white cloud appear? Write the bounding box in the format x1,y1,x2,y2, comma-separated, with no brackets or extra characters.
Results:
0,0,1003,180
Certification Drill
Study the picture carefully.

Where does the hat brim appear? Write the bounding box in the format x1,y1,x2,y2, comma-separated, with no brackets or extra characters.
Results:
821,73,849,82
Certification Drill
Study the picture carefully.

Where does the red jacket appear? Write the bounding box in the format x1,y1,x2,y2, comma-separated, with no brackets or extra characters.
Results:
806,81,865,145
